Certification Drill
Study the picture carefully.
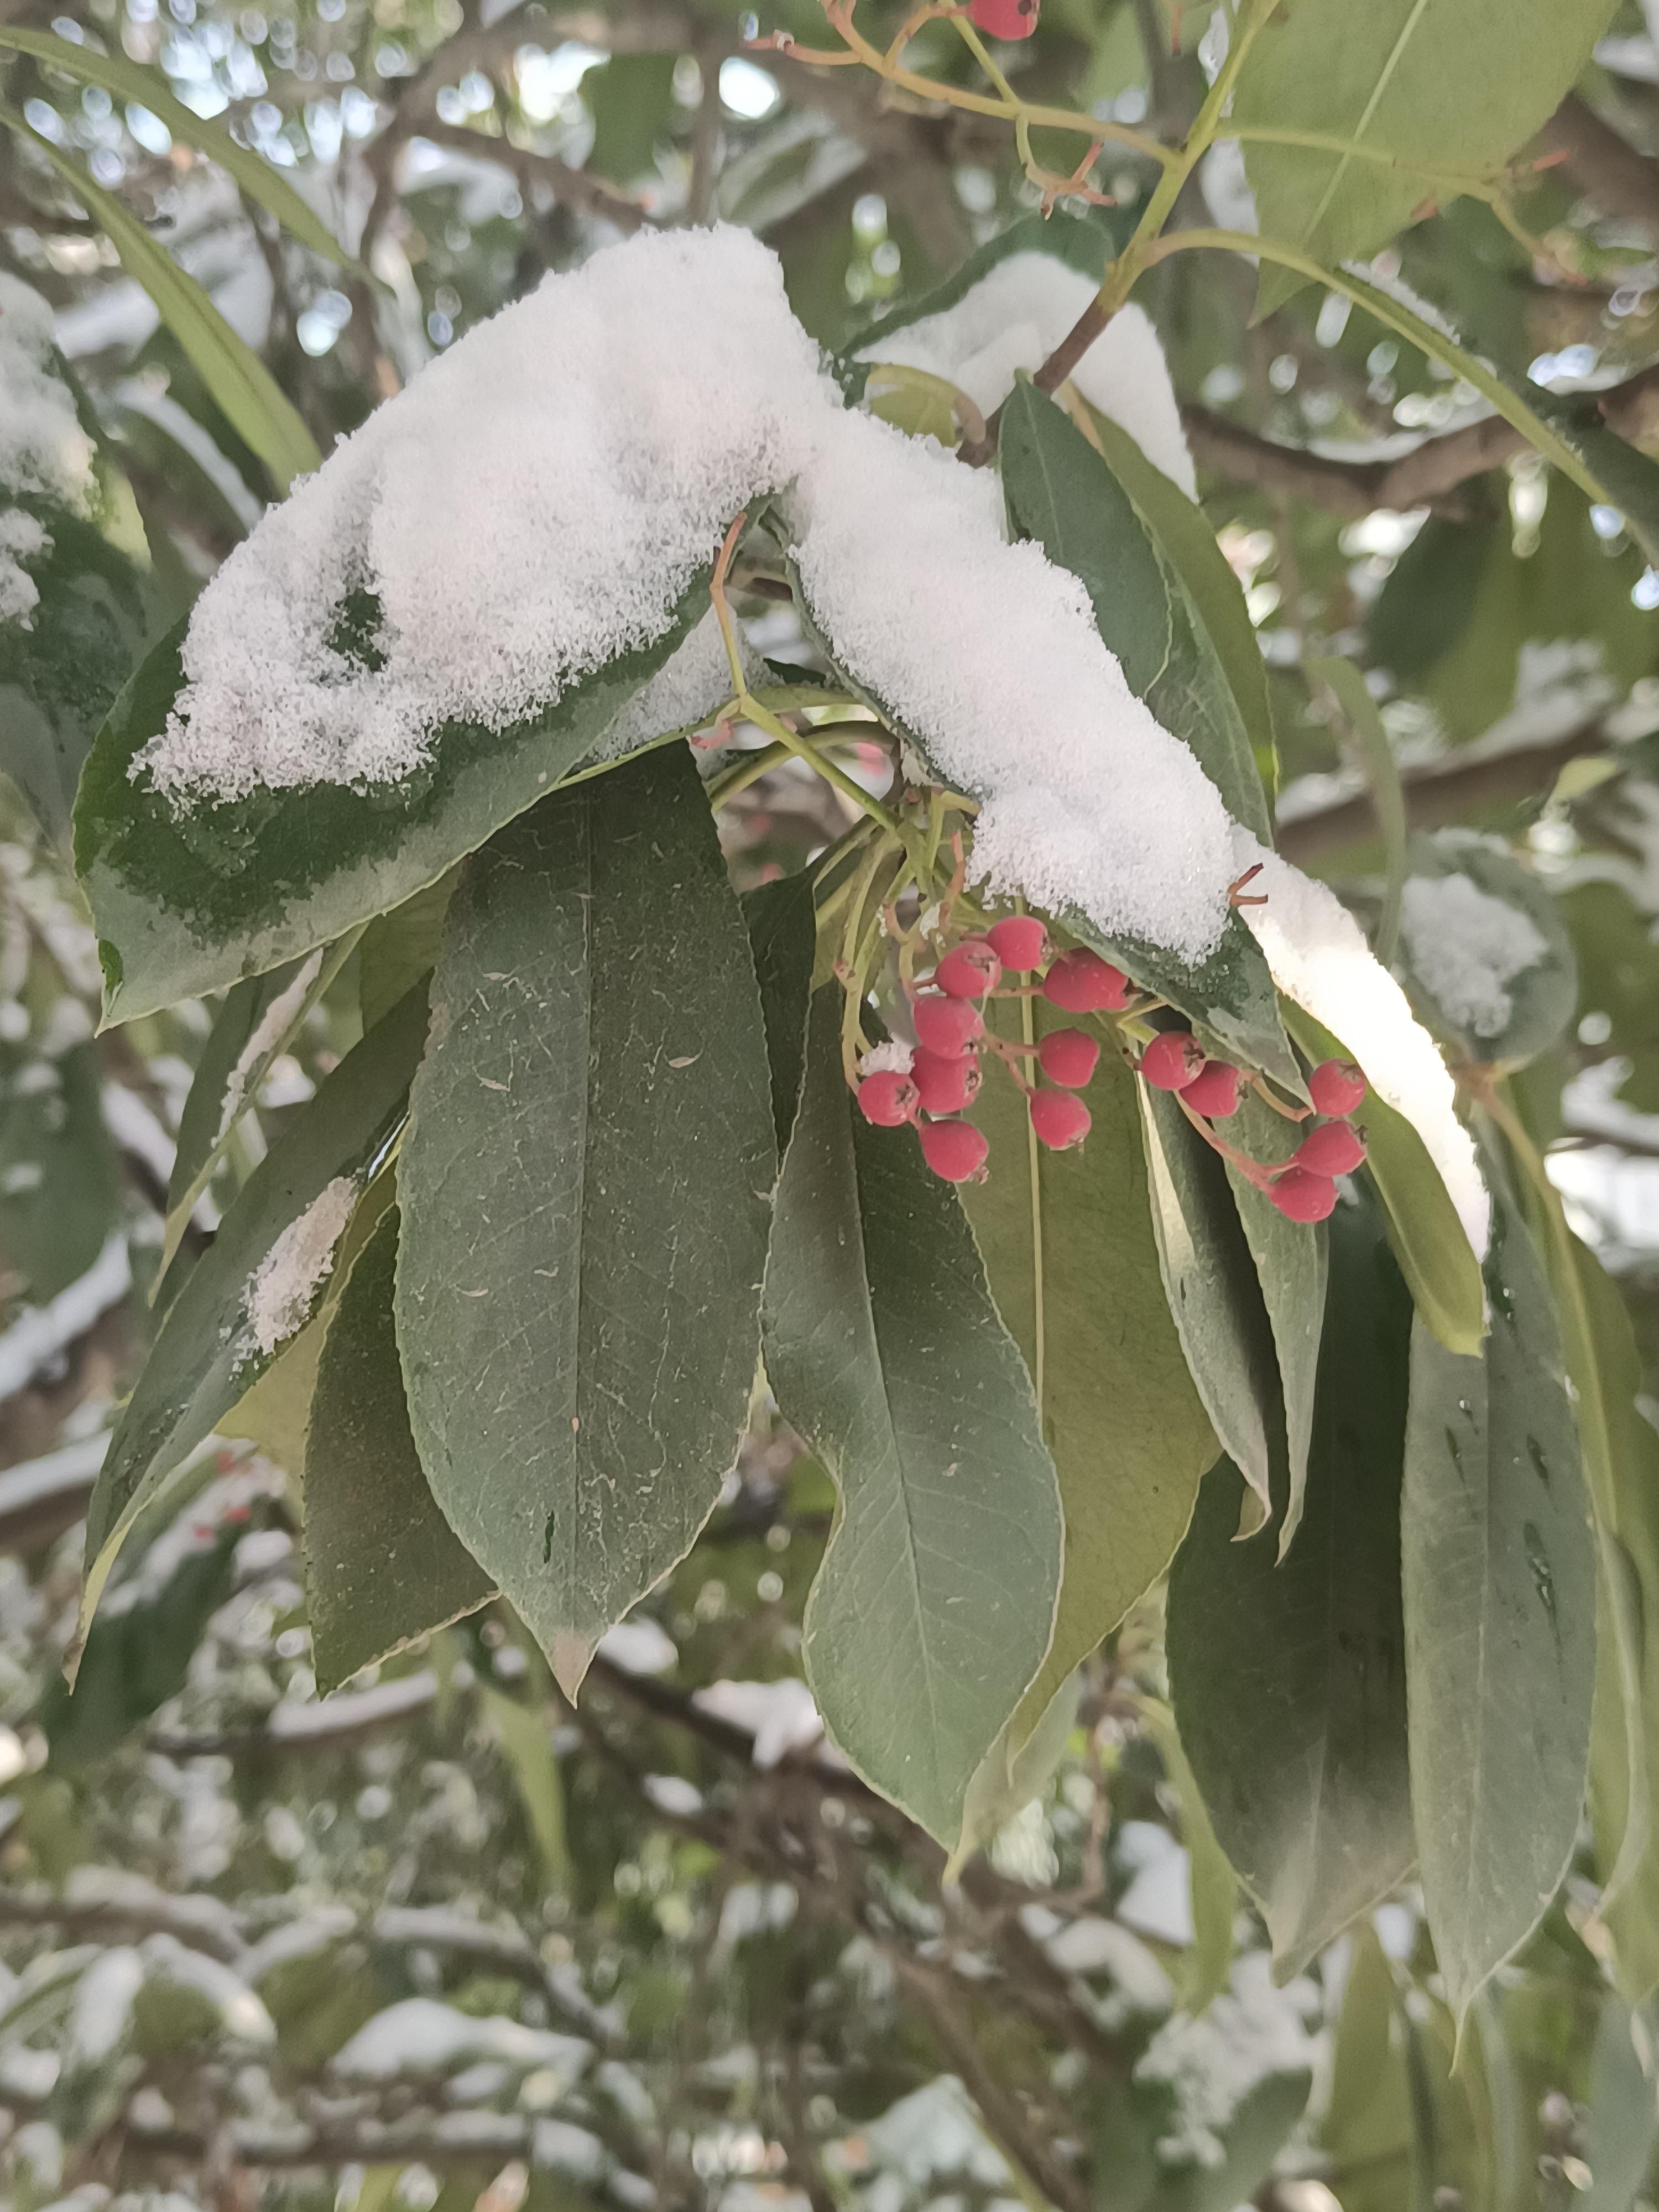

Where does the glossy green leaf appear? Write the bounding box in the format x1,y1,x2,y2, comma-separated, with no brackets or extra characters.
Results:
1579,1999,1659,2212
1402,1187,1595,2024
1231,0,1619,315
0,28,352,265
962,1010,1215,1736
1000,380,1267,843
76,982,430,1657
1398,832,1578,1072
1137,1695,1238,2018
763,989,1062,1845
1168,1192,1415,1976
10,118,320,494
303,1208,494,1694
1222,1093,1327,1557
0,1041,121,1302
358,873,458,1035
1283,1005,1484,1357
742,870,818,1159
1138,1084,1277,1528
395,745,776,1700
74,575,708,1024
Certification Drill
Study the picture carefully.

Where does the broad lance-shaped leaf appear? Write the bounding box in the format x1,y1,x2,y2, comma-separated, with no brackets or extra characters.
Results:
1223,1094,1327,1559
304,1208,494,1694
1232,0,1619,316
1402,1187,1594,2025
1139,1085,1278,1531
763,990,1062,1846
742,871,818,1159
75,577,709,1024
75,982,430,1656
962,1007,1215,1740
395,745,776,1699
1168,1190,1415,1976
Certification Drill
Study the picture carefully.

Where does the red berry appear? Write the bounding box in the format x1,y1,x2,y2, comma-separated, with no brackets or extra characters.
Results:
1140,1031,1207,1092
912,1048,982,1115
858,1070,917,1127
913,994,984,1057
1269,1168,1338,1223
935,939,1002,999
1029,1089,1091,1151
1307,1058,1367,1118
1179,1060,1241,1119
969,0,1038,36
1042,948,1133,1013
1292,1121,1367,1177
1036,1027,1100,1089
986,916,1051,973
919,1119,990,1182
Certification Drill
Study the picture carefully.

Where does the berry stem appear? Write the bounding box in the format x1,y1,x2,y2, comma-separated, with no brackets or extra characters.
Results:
1246,1072,1313,1124
1172,1089,1285,1189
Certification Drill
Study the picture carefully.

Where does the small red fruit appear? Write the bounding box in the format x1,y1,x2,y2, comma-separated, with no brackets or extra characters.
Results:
1140,1031,1207,1092
1292,1121,1367,1177
912,1048,982,1115
858,1070,917,1127
1029,1088,1091,1151
1042,948,1134,1013
986,915,1051,973
935,939,1002,999
1037,1027,1100,1089
1269,1167,1338,1223
913,995,984,1057
1307,1058,1367,1118
919,1119,990,1182
1179,1060,1241,1119
969,0,1038,36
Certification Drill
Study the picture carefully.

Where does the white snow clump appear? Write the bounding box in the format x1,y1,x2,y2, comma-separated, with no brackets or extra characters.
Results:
0,275,97,628
1399,870,1548,1040
244,1175,357,1355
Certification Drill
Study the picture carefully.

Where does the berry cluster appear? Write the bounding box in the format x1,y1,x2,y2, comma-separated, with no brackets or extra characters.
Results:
853,912,1370,1224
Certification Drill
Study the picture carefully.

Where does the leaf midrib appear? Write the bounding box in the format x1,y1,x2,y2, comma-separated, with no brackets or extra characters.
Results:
1301,0,1436,247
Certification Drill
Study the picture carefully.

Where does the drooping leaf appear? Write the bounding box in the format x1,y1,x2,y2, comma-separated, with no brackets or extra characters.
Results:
1397,832,1578,1072
480,1683,570,1888
962,1008,1215,1736
1283,1005,1485,1357
358,873,458,1035
1401,1186,1595,2024
10,118,320,494
0,1041,122,1302
303,1208,494,1694
0,29,353,264
1230,0,1620,315
1222,1093,1328,1557
395,745,776,1700
1167,1191,1415,1976
1579,1999,1659,2212
1136,1696,1238,2019
763,989,1062,1845
1318,1926,1415,2212
742,870,818,1158
74,576,709,1023
76,982,430,1653
1307,654,1406,968
1138,1084,1278,1528
1000,381,1269,844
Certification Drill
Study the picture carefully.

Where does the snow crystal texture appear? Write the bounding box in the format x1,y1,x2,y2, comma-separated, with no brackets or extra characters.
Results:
246,1176,357,1355
0,275,97,627
1400,870,1548,1040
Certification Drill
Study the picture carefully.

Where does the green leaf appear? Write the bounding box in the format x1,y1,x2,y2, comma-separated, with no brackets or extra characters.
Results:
1397,832,1578,1072
1082,403,1278,812
75,575,709,1024
9,118,320,494
1579,1999,1659,2212
1282,1004,1485,1357
1307,655,1406,968
742,870,818,1158
359,872,458,1036
303,1207,494,1694
1000,381,1269,843
1138,1084,1278,1527
0,1041,121,1302
763,989,1062,1845
583,53,677,183
1319,1925,1415,2212
1230,0,1619,315
1136,1695,1238,2018
1222,1093,1328,1557
76,982,430,1656
1167,1191,1415,1976
1401,1186,1595,2025
0,28,353,265
1147,2072,1313,2212
161,935,360,1276
395,745,776,1700
962,1010,1215,1735
480,1684,569,1888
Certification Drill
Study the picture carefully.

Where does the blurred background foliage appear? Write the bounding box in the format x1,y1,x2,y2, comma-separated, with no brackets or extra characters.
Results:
7,0,1659,2206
